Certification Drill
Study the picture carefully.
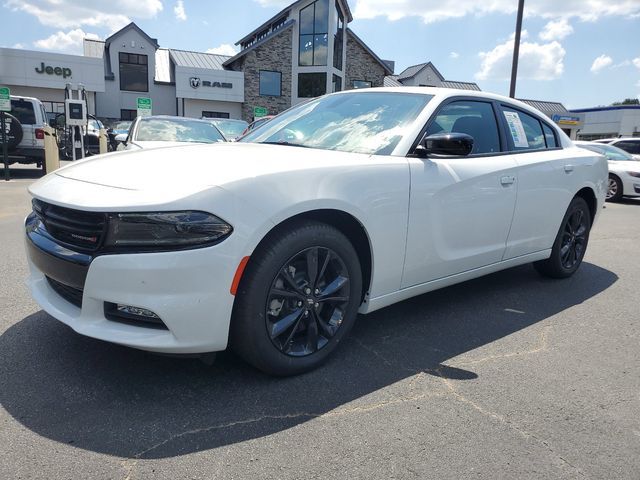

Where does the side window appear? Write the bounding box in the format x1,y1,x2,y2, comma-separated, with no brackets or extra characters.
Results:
615,141,640,155
425,100,501,155
501,106,545,151
541,122,558,148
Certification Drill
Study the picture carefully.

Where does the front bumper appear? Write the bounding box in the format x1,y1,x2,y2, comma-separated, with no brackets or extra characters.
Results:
25,215,239,354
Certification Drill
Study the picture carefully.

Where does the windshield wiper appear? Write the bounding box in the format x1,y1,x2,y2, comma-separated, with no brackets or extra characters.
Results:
261,141,310,148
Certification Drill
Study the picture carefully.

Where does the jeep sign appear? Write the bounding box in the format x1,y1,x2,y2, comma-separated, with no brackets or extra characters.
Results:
35,62,72,79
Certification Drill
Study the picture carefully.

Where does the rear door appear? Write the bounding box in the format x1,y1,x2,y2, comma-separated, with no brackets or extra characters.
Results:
402,98,519,288
498,104,575,259
10,98,36,148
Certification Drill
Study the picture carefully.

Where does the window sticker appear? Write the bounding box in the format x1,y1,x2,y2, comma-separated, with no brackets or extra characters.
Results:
503,111,529,148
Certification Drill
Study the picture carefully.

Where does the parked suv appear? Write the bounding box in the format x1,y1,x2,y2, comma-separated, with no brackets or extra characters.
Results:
4,96,48,172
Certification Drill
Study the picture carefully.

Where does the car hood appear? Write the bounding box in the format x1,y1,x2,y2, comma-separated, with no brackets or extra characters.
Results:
47,141,381,189
129,140,215,149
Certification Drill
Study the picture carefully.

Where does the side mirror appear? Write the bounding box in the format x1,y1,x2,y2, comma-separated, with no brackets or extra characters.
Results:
416,132,474,157
114,133,128,144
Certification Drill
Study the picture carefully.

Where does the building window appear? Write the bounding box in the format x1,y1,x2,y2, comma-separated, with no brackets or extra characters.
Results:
333,1,344,70
298,73,327,97
332,74,342,93
202,111,230,119
259,71,282,96
119,52,148,92
120,109,137,121
352,80,372,89
299,0,329,66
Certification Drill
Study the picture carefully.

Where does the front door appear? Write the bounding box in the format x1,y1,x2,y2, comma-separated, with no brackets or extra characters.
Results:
401,99,518,288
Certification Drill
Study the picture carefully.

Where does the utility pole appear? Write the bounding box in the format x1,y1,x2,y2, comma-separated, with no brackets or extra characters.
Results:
509,0,525,98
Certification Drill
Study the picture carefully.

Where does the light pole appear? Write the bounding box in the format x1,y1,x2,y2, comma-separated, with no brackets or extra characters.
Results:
509,0,525,98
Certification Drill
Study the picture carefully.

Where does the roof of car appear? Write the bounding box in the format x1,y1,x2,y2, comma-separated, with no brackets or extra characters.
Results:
334,86,549,115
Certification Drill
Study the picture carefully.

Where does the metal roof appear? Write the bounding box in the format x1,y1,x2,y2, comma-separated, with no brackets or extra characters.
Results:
441,80,480,91
169,49,230,70
396,62,444,81
83,39,104,58
383,76,403,87
518,99,568,113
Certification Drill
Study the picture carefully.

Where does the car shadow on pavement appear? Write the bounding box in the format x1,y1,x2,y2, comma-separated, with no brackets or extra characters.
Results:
0,262,617,460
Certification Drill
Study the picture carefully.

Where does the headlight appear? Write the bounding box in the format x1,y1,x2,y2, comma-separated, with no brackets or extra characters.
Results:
104,211,232,250
626,171,640,178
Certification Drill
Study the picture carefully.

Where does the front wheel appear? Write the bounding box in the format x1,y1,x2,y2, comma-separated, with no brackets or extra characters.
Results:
231,221,362,376
534,196,591,279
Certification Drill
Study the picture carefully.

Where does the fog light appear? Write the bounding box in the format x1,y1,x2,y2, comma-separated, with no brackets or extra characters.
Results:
116,304,159,319
104,302,167,330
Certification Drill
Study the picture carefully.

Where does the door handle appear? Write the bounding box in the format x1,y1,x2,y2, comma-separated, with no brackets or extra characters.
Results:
500,175,515,186
564,164,574,173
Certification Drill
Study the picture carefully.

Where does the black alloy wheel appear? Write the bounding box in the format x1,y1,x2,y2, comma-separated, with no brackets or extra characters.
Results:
266,246,350,357
534,196,592,279
559,208,588,270
231,221,362,376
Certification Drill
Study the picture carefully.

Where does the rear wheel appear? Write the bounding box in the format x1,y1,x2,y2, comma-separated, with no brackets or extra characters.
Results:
231,221,362,376
534,197,591,279
606,174,623,202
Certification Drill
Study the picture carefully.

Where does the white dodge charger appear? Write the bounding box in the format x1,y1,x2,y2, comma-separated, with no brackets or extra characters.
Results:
25,88,608,375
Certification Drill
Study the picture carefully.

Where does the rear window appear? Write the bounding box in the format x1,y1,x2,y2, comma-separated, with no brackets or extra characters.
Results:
10,99,36,125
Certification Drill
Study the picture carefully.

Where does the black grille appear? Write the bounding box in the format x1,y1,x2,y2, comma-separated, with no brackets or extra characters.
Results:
33,199,107,253
46,276,84,308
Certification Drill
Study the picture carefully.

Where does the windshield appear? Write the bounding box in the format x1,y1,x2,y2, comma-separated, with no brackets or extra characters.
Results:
579,143,636,161
113,121,131,131
135,118,225,143
208,119,249,139
240,92,433,155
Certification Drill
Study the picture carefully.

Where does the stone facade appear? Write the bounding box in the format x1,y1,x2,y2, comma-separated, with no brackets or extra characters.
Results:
344,32,386,91
227,28,293,122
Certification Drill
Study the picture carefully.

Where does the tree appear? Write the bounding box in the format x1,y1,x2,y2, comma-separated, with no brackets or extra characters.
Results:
611,98,640,106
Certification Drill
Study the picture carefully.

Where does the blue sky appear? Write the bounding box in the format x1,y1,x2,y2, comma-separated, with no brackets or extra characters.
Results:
2,0,639,109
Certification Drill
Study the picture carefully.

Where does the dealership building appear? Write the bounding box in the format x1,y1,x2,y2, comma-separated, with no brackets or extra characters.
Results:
1,0,395,123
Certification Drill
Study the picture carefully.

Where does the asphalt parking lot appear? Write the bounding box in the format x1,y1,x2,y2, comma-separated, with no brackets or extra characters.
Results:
1,168,639,479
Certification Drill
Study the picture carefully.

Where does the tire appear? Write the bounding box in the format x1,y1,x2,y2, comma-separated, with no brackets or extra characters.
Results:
231,220,363,376
606,174,623,202
1,113,23,152
534,196,591,279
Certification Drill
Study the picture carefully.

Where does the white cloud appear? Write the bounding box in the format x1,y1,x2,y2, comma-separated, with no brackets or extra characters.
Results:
34,29,100,54
590,54,613,73
174,0,187,21
206,43,239,56
351,0,640,23
4,0,163,32
253,0,292,7
476,36,565,81
539,19,573,41
11,43,26,49
634,57,640,70
449,52,459,59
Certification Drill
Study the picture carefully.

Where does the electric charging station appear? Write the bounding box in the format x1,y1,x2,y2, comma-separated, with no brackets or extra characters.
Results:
64,83,88,161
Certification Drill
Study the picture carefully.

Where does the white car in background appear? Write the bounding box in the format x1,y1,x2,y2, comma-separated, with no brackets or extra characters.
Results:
25,88,607,376
116,115,226,150
593,137,640,160
576,141,640,201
